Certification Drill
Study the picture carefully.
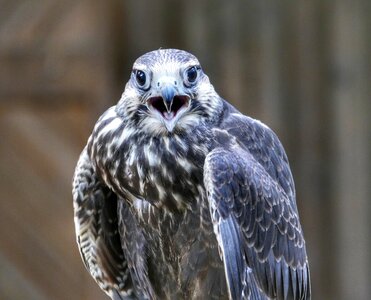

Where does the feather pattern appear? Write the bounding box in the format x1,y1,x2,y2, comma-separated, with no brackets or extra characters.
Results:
73,148,139,299
204,113,311,299
73,49,310,300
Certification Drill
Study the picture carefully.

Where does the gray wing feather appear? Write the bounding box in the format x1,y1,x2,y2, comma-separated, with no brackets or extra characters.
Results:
73,148,135,299
204,121,310,300
219,216,245,300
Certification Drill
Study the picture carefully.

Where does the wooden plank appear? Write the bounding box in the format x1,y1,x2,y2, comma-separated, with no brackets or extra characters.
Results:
294,2,333,298
330,1,371,299
0,0,117,299
0,116,105,300
0,253,48,300
257,2,285,133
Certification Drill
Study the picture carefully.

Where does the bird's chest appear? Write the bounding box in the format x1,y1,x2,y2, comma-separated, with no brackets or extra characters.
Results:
119,135,208,211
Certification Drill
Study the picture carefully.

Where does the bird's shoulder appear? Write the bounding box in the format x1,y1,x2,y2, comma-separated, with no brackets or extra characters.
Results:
217,99,278,145
212,99,296,204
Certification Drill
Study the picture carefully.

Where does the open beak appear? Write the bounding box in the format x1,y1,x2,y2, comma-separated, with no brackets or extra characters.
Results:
147,83,190,132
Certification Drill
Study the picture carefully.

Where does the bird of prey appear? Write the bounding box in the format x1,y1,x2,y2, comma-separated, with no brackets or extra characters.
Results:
73,49,311,300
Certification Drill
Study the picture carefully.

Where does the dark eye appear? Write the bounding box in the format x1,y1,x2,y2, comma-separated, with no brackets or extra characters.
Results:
186,66,198,83
135,70,146,86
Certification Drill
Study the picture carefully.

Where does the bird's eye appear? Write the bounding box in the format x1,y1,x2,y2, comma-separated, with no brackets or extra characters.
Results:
186,66,198,83
135,70,146,87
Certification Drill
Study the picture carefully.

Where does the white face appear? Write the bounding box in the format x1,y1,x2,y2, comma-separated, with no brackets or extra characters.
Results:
117,49,218,136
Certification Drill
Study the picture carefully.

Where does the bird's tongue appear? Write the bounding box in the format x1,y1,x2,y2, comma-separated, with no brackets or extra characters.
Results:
163,111,175,120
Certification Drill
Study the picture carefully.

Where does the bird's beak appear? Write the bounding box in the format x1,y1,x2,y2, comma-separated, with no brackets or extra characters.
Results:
161,84,176,113
147,80,190,132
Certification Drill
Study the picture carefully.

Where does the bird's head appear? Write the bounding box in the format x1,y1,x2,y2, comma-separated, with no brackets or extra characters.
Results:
116,49,221,135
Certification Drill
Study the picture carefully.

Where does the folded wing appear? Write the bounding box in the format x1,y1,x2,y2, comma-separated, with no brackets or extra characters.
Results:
73,148,135,299
204,138,310,299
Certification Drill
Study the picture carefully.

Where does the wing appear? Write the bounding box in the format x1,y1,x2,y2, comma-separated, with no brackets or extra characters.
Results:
73,148,135,300
204,127,310,300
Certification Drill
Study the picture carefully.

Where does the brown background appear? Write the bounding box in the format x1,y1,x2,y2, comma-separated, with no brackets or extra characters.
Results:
0,1,370,299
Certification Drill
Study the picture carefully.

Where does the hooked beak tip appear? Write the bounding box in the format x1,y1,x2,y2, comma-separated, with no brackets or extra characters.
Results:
161,85,176,111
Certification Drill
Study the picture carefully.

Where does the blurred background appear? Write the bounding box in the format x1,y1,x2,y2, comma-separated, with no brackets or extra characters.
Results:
0,1,370,299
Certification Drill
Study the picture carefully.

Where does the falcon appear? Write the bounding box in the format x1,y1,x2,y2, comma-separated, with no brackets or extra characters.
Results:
73,49,311,300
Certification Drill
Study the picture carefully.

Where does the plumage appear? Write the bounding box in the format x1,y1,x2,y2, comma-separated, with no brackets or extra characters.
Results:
73,49,310,299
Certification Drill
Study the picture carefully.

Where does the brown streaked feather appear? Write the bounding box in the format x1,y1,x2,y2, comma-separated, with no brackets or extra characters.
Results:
73,148,135,299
